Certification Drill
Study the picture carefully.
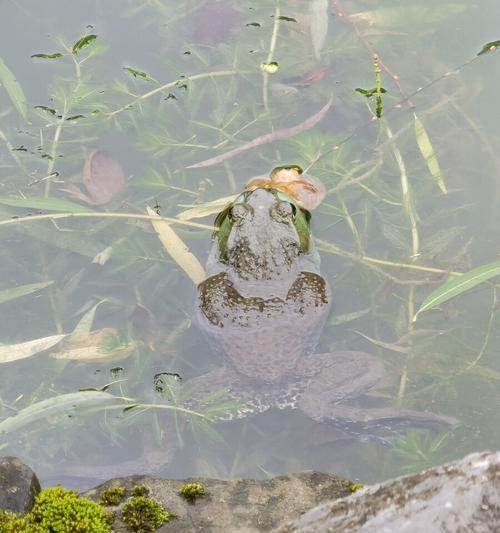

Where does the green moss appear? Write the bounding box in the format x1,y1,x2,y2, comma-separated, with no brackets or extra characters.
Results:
131,484,150,497
349,482,365,493
121,496,171,532
100,486,125,506
0,486,113,533
179,482,205,503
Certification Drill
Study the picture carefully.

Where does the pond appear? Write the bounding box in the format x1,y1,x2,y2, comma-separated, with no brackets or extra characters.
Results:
1,0,500,492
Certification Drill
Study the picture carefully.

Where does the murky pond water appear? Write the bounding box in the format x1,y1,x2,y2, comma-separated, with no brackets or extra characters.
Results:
1,0,500,492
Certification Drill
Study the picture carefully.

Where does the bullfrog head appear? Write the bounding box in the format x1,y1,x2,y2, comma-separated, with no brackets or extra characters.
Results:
213,187,312,281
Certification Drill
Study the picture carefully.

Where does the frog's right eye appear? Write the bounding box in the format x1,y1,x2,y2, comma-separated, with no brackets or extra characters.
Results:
229,203,252,224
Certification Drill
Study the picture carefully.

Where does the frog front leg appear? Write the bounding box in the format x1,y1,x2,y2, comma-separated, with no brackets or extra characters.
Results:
296,351,458,438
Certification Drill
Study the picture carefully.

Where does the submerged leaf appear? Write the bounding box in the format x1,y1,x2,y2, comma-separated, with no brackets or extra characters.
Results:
477,40,500,56
310,0,329,60
177,195,238,220
72,34,97,54
34,105,57,115
147,206,206,285
414,261,500,320
0,281,53,305
186,96,333,169
123,66,149,79
0,391,131,434
0,56,28,120
0,334,66,363
260,61,279,73
414,113,447,194
30,52,63,59
82,150,125,205
0,195,91,213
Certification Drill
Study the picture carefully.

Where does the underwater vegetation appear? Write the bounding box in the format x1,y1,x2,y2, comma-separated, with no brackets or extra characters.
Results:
0,0,500,485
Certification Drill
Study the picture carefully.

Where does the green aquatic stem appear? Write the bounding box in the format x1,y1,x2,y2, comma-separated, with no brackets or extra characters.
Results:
106,69,248,119
0,128,30,177
0,211,214,230
262,0,281,111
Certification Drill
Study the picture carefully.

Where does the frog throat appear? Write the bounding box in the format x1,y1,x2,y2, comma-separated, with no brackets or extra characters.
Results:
214,188,311,262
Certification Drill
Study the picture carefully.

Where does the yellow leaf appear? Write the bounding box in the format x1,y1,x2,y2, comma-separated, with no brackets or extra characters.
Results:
414,113,447,194
147,206,206,284
0,334,66,363
176,194,237,220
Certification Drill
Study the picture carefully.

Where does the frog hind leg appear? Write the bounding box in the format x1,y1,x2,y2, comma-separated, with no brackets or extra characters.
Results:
183,365,275,421
296,351,458,440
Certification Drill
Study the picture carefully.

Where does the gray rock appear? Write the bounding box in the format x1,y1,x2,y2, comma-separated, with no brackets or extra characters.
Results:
0,456,41,514
276,451,500,533
82,472,352,532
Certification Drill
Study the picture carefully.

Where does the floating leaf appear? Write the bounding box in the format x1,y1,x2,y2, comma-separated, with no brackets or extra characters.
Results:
0,195,91,213
177,195,238,220
477,40,500,56
30,53,63,59
0,281,53,305
147,206,206,285
0,334,66,363
414,113,447,194
310,0,329,60
0,391,131,435
414,261,500,321
72,34,97,54
260,61,279,73
80,150,125,205
0,56,27,120
34,105,57,115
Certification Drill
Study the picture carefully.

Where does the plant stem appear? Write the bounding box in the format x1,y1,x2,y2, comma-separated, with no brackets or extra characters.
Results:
262,0,281,111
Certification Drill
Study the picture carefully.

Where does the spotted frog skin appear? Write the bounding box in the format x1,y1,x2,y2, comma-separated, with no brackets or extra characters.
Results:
194,185,456,439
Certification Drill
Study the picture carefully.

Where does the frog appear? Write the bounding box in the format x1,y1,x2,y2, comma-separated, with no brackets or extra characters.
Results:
192,178,457,440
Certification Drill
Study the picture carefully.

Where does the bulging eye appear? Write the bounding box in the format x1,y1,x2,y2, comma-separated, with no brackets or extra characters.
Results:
272,200,295,220
229,203,252,224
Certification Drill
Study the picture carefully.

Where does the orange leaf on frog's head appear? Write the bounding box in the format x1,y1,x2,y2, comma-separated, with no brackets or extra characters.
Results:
245,165,326,210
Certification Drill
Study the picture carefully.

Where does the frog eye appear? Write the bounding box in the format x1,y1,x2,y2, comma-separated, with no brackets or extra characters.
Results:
271,200,296,221
229,203,252,225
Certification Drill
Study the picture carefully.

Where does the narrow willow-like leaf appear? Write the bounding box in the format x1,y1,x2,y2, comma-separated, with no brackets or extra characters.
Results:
30,53,63,59
0,391,131,434
414,261,500,320
0,281,53,305
0,334,66,363
0,56,27,120
123,66,148,79
310,0,328,60
72,34,97,54
477,40,500,56
34,105,57,115
147,206,206,284
414,113,447,194
0,196,91,213
177,195,237,220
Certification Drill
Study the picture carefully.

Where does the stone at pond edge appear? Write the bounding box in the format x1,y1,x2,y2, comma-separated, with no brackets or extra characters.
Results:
275,450,500,532
82,472,352,532
0,456,41,514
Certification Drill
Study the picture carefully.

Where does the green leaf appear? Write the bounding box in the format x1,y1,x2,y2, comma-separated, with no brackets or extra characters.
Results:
260,61,279,73
66,114,85,120
71,34,97,54
477,40,500,56
276,16,297,22
123,67,148,79
0,196,92,213
0,281,54,305
414,113,447,194
0,391,131,435
34,105,57,115
0,56,28,121
30,53,63,59
414,261,500,320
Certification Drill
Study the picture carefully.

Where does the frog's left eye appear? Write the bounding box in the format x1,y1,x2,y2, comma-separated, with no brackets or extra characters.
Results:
271,200,296,220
